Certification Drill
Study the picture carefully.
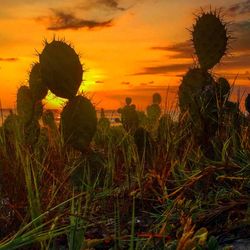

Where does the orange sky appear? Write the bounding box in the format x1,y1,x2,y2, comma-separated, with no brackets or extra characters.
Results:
0,0,250,110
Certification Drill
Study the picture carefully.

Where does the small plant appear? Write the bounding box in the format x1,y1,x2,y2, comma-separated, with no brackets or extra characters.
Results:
118,97,139,133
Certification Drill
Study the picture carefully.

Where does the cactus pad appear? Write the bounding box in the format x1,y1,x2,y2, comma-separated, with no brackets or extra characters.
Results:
192,11,228,70
29,63,48,100
60,95,97,151
16,86,34,124
39,39,83,99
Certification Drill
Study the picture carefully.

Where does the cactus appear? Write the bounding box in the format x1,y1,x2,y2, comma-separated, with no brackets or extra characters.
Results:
178,68,215,117
245,94,250,114
39,39,83,99
16,86,35,124
146,93,162,130
24,119,40,146
125,97,132,106
192,10,228,70
60,95,97,152
29,63,48,101
153,92,162,105
119,98,139,133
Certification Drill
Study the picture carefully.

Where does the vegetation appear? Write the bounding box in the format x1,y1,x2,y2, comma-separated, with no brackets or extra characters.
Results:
0,9,250,250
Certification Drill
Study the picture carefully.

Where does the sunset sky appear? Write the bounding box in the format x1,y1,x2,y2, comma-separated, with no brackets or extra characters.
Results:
0,0,250,110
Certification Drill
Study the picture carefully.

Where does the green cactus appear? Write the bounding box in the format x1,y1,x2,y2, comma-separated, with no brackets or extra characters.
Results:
24,119,40,146
192,10,228,70
60,95,97,152
3,111,22,138
178,68,215,117
16,86,34,124
39,39,83,99
29,63,48,101
119,98,139,133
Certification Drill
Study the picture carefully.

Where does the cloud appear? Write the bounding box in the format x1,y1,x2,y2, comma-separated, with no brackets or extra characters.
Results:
227,0,250,16
78,0,126,11
95,80,104,84
121,81,130,85
230,21,250,53
96,0,125,11
0,57,18,62
134,63,191,75
151,41,193,59
46,9,113,30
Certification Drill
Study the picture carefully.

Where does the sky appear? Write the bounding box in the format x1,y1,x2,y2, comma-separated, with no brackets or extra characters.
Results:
0,0,250,110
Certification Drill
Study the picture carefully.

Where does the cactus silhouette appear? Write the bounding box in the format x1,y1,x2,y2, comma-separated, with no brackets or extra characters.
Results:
146,93,162,130
192,10,228,70
118,97,139,133
60,95,97,152
39,39,83,99
29,63,48,101
16,86,35,125
178,9,230,150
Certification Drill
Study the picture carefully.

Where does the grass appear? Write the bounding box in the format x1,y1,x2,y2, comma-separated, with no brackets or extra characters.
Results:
0,98,250,250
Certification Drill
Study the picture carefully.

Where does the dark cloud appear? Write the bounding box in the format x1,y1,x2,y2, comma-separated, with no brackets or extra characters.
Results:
151,41,193,59
0,57,18,62
134,63,191,75
95,80,104,84
121,81,130,85
227,0,250,16
78,0,126,12
47,9,113,30
140,81,154,86
96,0,125,11
230,21,250,52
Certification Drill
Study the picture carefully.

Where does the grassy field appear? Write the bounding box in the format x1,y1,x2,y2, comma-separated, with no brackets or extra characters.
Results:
0,96,250,250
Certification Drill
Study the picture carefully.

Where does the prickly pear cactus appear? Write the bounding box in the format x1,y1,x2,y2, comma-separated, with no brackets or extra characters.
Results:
146,93,162,130
39,39,83,99
153,92,162,105
119,98,139,133
16,86,34,124
192,11,228,70
125,97,132,106
29,63,48,101
60,95,97,151
245,94,250,114
178,68,215,118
